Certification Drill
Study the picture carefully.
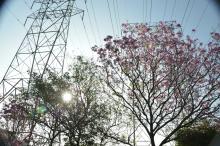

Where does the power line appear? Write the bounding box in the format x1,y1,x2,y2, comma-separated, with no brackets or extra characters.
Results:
149,0,152,25
81,15,91,47
68,21,84,57
143,0,145,22
145,0,148,22
183,0,196,30
142,0,148,23
163,0,168,21
24,0,32,9
84,0,97,44
106,0,115,36
115,0,121,33
5,5,26,30
113,0,120,35
194,2,209,30
181,0,191,25
91,0,102,44
171,0,177,20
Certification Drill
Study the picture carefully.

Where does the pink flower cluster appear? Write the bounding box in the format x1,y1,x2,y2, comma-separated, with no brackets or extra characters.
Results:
93,21,220,114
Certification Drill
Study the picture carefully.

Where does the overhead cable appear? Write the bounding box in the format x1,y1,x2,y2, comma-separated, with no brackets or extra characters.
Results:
183,0,196,30
170,0,177,20
181,0,191,25
195,2,209,30
149,0,152,25
113,0,120,35
107,0,115,36
84,0,97,44
91,0,102,44
163,0,168,21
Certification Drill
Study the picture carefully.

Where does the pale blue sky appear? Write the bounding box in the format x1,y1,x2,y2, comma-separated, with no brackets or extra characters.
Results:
0,0,219,80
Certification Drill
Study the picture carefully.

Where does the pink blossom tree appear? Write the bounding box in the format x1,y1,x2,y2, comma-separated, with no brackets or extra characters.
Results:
93,22,220,146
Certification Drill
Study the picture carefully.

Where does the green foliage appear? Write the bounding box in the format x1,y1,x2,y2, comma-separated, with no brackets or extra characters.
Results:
0,56,114,145
30,56,111,145
175,122,217,146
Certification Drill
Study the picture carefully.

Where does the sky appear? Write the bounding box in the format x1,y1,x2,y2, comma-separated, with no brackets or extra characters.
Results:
0,0,219,145
0,0,219,80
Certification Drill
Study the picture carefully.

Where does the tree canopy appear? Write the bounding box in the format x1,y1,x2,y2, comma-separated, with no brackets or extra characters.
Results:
175,121,218,146
93,21,220,146
1,57,112,146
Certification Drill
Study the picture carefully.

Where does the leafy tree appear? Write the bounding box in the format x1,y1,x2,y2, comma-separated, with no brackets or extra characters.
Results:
93,22,220,146
0,93,43,145
1,56,112,146
31,56,112,146
175,121,217,146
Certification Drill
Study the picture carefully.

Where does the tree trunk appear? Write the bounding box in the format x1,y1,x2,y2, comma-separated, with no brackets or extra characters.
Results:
49,137,55,146
76,133,81,146
150,135,156,146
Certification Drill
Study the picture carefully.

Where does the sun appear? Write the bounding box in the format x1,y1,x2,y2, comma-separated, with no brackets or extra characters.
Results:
62,92,72,102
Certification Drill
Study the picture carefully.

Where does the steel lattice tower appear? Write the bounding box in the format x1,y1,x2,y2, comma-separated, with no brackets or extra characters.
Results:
0,0,83,101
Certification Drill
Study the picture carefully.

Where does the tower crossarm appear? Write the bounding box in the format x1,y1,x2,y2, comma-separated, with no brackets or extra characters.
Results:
0,0,83,102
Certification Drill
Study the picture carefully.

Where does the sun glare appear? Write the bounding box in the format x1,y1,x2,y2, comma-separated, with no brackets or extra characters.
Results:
62,92,72,102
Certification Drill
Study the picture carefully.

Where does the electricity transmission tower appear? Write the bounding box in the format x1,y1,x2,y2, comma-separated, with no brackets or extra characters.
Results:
0,0,83,102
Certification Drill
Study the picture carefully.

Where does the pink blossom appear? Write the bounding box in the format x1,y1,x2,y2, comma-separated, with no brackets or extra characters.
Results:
211,32,220,41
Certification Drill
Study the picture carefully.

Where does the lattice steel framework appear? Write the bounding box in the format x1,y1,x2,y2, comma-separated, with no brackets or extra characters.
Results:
0,0,83,101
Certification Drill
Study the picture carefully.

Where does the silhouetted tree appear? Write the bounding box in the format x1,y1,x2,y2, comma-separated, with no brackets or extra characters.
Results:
1,56,113,146
175,121,217,146
93,22,220,146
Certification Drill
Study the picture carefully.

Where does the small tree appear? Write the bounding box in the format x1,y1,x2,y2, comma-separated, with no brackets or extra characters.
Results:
1,56,113,146
175,121,217,146
31,56,111,146
93,22,220,146
1,94,42,145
